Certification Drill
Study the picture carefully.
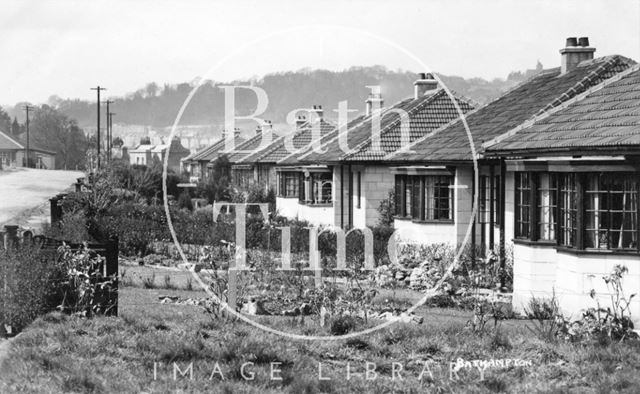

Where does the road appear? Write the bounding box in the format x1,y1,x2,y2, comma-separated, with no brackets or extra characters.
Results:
0,168,84,228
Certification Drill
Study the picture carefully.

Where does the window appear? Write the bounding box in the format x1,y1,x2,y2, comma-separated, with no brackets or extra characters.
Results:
425,176,453,220
585,174,637,250
537,173,557,241
233,168,254,188
514,171,640,252
311,172,332,204
480,174,501,226
515,172,531,238
278,171,300,198
558,174,576,247
394,174,454,221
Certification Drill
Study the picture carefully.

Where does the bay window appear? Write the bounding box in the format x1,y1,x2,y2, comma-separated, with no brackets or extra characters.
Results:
394,174,454,221
514,171,639,252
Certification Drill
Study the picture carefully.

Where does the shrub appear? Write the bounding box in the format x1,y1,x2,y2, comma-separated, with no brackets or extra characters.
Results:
0,246,63,334
56,244,118,317
330,315,359,335
524,292,563,342
580,265,638,342
376,189,395,227
177,191,193,211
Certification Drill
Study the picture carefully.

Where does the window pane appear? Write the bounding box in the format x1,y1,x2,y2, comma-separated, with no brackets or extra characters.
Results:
515,172,531,238
559,173,576,247
585,174,637,250
537,173,557,241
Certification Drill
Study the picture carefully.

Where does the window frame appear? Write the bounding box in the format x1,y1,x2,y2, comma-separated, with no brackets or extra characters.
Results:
513,170,640,253
277,171,300,198
394,174,454,223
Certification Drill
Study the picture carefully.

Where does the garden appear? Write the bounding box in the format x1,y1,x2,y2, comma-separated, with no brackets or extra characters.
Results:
1,158,639,393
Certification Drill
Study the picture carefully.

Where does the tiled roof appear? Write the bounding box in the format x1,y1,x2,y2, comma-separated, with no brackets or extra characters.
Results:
226,130,287,164
484,64,640,154
277,116,364,165
386,55,635,163
0,130,24,150
344,90,475,161
182,135,246,163
241,119,336,164
291,89,474,163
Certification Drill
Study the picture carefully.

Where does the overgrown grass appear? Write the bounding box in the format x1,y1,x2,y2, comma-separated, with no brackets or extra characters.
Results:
2,286,639,393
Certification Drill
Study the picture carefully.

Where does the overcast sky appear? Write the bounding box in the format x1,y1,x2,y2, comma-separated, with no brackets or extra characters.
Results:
1,0,639,105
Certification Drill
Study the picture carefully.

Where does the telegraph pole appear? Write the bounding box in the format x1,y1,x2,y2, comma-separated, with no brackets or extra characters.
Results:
108,112,116,160
90,86,106,169
104,99,114,161
23,104,33,168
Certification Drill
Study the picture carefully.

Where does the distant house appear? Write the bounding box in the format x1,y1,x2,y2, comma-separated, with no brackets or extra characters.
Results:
129,136,190,173
181,130,246,182
0,129,56,169
228,113,336,198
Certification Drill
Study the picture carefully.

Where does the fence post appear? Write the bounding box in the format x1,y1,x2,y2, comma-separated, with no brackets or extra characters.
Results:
3,225,18,251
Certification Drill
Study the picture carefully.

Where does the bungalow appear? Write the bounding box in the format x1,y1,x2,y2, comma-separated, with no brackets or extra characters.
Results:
181,130,246,182
226,121,287,190
275,76,475,227
483,62,640,322
0,129,56,169
387,38,635,253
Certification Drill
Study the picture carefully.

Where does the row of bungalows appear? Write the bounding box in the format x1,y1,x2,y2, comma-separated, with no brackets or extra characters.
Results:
183,37,640,321
181,130,246,182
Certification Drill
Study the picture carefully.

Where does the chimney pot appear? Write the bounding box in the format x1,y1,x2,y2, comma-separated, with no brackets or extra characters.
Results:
578,37,590,47
566,37,578,47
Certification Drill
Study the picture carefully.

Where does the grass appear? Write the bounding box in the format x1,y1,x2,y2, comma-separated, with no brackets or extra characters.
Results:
1,274,640,392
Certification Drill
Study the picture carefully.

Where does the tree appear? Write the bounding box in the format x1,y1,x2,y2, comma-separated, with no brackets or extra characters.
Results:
11,117,21,137
112,136,124,147
0,106,11,134
28,105,88,169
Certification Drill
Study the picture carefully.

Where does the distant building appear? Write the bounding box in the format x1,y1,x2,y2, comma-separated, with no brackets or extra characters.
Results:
128,136,190,173
0,129,56,169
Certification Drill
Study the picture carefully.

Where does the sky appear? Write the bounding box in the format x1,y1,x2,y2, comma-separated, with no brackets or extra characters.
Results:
0,0,639,105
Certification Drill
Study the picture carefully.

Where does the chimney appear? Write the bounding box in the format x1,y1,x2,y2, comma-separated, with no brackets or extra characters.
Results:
560,36,595,74
365,86,384,116
311,105,324,121
413,73,438,99
296,115,307,129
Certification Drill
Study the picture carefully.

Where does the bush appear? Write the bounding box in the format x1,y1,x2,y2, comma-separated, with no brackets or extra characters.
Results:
177,191,193,211
377,189,395,227
0,246,64,334
56,244,118,317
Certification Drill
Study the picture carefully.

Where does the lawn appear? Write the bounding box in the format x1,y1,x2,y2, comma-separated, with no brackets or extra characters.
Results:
1,265,640,393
